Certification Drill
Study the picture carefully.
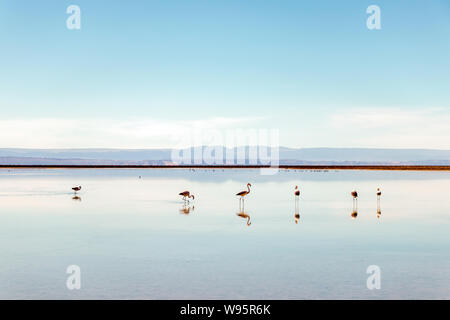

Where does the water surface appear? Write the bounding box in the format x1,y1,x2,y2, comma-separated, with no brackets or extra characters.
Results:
0,169,449,299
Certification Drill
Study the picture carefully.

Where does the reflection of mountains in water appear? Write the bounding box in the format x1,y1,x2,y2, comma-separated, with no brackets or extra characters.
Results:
2,167,447,184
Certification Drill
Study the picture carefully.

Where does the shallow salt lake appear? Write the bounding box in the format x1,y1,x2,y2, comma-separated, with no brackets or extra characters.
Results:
0,168,449,299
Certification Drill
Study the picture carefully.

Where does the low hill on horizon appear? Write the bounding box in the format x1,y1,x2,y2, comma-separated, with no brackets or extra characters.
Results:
1,147,450,165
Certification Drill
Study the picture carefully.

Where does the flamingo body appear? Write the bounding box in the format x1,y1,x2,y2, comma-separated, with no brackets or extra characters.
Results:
179,191,194,202
179,191,190,197
236,183,251,197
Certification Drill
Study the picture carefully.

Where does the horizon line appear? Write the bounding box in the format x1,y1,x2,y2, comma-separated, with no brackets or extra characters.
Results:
1,146,450,151
1,165,450,171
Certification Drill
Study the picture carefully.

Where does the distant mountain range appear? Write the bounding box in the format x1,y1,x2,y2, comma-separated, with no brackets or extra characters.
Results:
1,147,450,165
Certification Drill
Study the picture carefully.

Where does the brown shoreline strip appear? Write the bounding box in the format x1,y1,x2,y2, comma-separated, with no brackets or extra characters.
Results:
0,165,449,171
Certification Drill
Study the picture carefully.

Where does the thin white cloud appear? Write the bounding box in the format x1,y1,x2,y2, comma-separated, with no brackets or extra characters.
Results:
0,117,263,149
1,110,449,149
328,107,450,149
330,107,446,129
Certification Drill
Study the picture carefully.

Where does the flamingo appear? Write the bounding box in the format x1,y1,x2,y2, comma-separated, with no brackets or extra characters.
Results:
377,188,382,216
72,186,81,194
294,185,300,219
179,191,195,203
351,189,358,211
294,213,300,224
236,183,251,210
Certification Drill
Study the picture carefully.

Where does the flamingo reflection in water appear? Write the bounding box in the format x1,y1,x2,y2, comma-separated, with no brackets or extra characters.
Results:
180,204,194,215
237,211,251,226
72,196,82,202
294,212,300,224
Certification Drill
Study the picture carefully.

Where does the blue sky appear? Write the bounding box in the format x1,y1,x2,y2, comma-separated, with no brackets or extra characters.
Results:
0,0,449,148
